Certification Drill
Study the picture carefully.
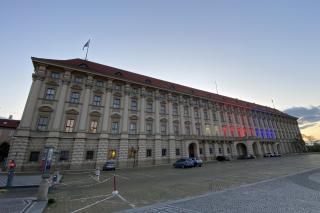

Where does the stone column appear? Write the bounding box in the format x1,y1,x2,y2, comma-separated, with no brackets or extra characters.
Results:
223,142,229,156
138,88,146,167
154,91,162,164
168,94,176,162
52,72,70,131
204,142,211,161
20,70,45,129
200,108,206,135
96,80,112,168
179,102,185,135
119,84,130,167
214,142,221,157
71,76,93,169
246,141,254,155
190,105,196,135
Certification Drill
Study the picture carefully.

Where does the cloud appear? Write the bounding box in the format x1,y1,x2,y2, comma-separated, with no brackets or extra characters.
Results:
284,106,320,124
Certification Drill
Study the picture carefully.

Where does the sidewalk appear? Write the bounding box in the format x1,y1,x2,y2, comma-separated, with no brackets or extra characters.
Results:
0,174,62,188
0,197,47,213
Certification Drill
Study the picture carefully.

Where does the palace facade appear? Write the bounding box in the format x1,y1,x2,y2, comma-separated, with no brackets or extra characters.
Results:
9,57,306,170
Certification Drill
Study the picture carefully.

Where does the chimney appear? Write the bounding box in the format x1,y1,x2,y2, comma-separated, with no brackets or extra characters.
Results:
9,115,13,120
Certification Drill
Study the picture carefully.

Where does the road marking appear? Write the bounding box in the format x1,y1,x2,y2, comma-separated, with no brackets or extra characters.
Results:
71,194,112,201
70,195,114,213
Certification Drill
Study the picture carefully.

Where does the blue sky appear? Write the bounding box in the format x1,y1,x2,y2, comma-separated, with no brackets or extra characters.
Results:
0,1,319,140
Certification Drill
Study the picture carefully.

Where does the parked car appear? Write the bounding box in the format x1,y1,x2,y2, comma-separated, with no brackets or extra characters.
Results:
273,152,282,157
103,160,116,171
264,153,272,158
189,157,203,167
216,156,230,161
173,158,194,168
238,154,256,160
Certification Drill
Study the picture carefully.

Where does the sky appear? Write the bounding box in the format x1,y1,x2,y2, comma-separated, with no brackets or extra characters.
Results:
0,0,319,141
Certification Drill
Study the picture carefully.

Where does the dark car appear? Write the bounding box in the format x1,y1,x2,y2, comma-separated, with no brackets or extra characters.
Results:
173,158,194,168
216,156,230,161
103,160,116,171
189,157,203,167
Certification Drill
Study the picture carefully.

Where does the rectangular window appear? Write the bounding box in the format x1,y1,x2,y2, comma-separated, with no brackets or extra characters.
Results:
37,116,49,131
74,76,83,84
108,150,117,159
45,88,55,100
204,111,208,120
184,107,189,116
65,119,75,132
220,111,225,122
196,127,201,136
185,125,191,135
96,80,103,87
160,104,166,114
111,122,119,134
176,148,180,156
51,72,60,79
129,122,137,134
209,148,213,154
212,111,217,121
146,149,152,157
93,95,101,106
199,148,203,154
228,113,233,123
131,99,138,111
59,151,69,161
162,148,167,156
86,151,94,160
174,124,179,135
161,123,167,135
29,151,40,162
173,105,178,115
90,120,98,133
146,122,153,134
70,92,80,103
114,84,121,91
219,148,222,154
146,102,153,112
194,109,199,118
113,98,121,109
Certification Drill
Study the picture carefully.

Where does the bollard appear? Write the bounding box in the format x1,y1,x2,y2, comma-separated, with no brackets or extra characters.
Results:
37,175,50,201
6,169,15,188
95,168,100,182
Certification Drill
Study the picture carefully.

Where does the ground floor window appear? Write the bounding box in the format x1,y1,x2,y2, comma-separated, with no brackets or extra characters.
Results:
86,151,94,160
29,151,40,162
209,148,213,154
162,149,167,157
146,149,152,157
199,148,203,154
176,148,180,156
60,151,70,161
128,147,137,158
227,147,230,154
219,148,222,154
108,150,117,159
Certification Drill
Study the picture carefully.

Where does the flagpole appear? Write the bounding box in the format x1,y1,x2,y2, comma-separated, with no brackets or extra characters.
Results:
85,46,89,61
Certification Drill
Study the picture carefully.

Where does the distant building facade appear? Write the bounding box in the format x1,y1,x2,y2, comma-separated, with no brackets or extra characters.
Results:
0,118,20,169
9,57,305,171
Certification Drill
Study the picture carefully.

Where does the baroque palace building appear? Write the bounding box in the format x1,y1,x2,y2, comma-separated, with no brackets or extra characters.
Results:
9,57,305,170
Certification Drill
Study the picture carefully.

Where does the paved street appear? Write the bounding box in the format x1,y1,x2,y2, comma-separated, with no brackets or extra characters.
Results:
45,154,320,213
122,167,320,213
1,154,320,213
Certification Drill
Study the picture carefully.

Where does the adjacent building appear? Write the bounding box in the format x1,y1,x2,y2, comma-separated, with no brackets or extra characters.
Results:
9,57,305,171
0,117,20,170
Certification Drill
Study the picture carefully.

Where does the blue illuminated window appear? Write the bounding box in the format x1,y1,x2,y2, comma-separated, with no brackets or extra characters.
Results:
260,129,264,138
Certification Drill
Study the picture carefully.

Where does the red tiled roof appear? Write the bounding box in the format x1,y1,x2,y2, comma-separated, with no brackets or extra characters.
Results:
31,57,297,120
0,119,20,129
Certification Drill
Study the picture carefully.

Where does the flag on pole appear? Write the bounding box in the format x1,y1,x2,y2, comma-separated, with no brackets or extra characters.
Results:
83,39,90,50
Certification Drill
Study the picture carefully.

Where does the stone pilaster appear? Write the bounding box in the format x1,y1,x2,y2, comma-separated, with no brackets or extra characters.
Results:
119,84,130,167
71,132,86,170
52,72,70,131
168,95,176,162
179,101,185,135
78,76,93,131
154,91,161,164
204,142,210,161
190,106,196,135
138,88,146,166
96,80,112,168
20,71,45,129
